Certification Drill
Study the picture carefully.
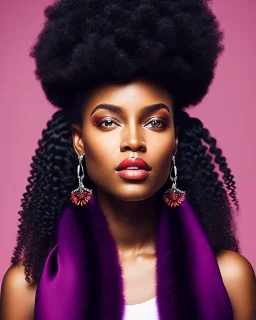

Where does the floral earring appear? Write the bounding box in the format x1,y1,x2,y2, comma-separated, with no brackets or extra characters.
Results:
70,153,93,206
162,155,186,207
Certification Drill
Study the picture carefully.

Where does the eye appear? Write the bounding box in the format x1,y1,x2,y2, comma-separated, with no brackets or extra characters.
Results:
96,117,169,130
96,117,121,129
144,118,168,129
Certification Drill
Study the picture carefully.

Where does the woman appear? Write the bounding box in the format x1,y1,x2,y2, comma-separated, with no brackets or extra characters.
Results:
0,0,255,319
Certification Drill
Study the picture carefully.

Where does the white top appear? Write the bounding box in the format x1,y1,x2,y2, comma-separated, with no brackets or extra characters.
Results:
124,296,159,320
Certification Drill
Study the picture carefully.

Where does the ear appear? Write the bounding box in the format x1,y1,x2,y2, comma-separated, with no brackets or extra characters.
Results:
174,125,179,155
72,124,85,156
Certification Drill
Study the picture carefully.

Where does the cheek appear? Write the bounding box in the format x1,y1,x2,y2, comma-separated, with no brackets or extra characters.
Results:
83,131,118,159
148,131,175,163
81,129,118,181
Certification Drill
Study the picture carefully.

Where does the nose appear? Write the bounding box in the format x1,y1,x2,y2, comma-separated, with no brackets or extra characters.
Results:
120,121,146,153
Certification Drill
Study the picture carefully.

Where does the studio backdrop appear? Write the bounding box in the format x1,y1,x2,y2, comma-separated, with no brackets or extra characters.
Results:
0,0,255,287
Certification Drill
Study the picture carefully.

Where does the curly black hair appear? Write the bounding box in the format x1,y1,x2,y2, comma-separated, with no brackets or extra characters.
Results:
11,0,240,283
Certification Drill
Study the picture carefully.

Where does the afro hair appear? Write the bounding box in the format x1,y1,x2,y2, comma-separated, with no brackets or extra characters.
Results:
30,0,224,111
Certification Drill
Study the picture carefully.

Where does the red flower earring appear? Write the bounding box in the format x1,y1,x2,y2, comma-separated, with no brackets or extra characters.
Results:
162,155,186,207
71,154,93,206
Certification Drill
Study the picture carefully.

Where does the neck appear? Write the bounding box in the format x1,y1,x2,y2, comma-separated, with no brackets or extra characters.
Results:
95,188,162,256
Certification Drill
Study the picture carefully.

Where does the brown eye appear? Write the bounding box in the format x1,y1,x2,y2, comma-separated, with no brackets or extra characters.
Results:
144,118,168,129
96,117,120,129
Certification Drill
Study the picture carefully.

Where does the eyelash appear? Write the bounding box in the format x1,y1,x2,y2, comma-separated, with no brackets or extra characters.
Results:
96,117,169,130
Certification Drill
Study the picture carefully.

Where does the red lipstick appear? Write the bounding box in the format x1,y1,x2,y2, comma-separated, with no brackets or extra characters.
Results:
115,158,151,180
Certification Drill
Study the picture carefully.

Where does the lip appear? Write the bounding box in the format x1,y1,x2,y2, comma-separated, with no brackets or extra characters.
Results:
115,157,151,171
116,169,151,180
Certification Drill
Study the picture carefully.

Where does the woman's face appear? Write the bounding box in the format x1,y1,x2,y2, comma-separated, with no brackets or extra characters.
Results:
72,78,178,201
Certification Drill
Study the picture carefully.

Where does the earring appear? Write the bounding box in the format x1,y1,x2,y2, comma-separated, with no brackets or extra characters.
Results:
70,153,93,206
162,155,186,207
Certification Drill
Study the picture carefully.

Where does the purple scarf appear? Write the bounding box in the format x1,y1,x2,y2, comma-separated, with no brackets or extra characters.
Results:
34,193,233,319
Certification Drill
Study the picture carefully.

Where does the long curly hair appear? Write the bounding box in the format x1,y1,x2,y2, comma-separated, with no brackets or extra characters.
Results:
11,0,240,283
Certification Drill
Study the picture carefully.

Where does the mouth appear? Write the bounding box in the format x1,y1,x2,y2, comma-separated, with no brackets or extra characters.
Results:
115,157,151,180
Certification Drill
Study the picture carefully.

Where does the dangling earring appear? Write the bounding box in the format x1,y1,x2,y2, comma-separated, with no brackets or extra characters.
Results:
70,153,93,206
162,155,186,207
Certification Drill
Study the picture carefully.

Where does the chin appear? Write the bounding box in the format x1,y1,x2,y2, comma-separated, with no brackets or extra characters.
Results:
106,187,160,202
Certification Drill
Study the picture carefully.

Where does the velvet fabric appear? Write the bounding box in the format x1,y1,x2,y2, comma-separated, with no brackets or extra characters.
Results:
34,193,233,319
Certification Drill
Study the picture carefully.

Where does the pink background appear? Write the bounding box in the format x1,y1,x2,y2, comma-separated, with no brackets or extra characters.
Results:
0,0,255,288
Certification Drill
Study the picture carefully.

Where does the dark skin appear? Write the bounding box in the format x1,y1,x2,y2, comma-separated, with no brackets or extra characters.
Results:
0,78,256,319
72,78,178,304
73,78,177,254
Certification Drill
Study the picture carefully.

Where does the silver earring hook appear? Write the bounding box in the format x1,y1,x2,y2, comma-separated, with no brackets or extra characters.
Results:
77,154,85,185
170,155,177,187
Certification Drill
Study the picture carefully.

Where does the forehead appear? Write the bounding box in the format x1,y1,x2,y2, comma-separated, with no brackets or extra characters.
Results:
83,78,174,113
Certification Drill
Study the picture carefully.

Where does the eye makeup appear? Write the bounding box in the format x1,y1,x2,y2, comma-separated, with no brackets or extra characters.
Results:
95,116,170,131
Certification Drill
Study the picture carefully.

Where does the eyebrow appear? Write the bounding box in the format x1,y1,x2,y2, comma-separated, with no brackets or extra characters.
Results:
89,103,171,117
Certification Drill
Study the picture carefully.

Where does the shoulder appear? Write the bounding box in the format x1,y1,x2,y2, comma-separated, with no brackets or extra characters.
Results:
1,261,37,289
216,249,256,320
0,262,37,320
